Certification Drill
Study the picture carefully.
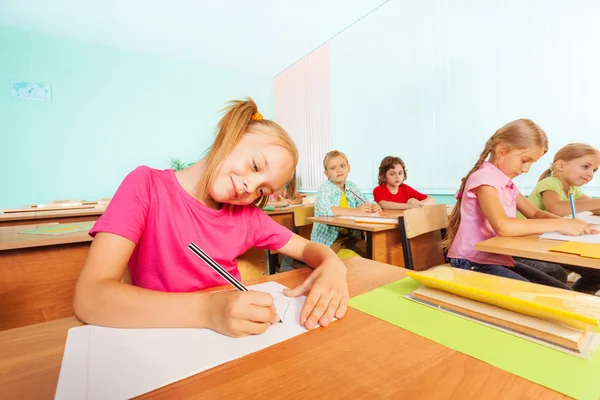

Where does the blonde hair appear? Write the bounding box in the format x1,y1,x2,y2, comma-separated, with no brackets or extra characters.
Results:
323,150,349,170
279,170,298,200
441,119,548,251
199,97,299,208
538,143,600,181
378,156,407,185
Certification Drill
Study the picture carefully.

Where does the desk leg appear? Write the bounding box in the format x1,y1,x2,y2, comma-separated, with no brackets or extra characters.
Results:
366,232,373,259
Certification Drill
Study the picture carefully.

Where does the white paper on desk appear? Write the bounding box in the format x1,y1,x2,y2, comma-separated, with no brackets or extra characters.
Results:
576,213,600,225
560,212,600,225
54,282,311,400
539,232,600,244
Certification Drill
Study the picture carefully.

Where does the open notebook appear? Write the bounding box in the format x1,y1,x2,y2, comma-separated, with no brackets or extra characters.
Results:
55,282,316,399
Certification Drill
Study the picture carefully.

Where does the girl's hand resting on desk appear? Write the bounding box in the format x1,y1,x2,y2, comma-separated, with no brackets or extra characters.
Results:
557,219,599,236
407,198,424,209
284,257,349,330
206,291,278,337
371,203,382,213
357,203,373,213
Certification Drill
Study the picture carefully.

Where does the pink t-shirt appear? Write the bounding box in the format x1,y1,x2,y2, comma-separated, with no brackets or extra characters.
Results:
90,166,293,292
447,161,520,267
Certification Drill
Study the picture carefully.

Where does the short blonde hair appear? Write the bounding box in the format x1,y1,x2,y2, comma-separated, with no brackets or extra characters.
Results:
323,150,349,170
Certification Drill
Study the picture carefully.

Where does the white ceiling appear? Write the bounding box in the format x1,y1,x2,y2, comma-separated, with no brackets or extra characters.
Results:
0,0,386,76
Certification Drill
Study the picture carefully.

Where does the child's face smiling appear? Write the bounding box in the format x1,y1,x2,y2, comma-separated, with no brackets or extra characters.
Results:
385,164,405,188
210,134,294,205
560,154,600,187
325,156,350,185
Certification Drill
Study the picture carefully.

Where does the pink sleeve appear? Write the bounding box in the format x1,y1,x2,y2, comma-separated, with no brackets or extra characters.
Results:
89,166,151,244
249,207,293,250
465,169,499,198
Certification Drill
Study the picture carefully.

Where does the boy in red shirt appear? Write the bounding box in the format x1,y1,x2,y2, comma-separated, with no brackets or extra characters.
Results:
373,156,435,209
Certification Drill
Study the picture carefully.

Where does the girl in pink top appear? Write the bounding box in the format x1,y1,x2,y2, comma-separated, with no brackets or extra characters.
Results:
74,98,349,337
443,119,597,289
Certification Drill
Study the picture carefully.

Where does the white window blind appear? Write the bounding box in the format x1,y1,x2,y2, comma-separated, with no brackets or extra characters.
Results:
274,44,332,190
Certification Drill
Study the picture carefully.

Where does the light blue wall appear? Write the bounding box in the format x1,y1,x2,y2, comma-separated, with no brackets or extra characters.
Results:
0,27,273,208
327,0,600,197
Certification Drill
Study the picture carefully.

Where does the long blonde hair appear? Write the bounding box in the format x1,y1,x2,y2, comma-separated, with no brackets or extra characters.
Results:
441,119,548,251
199,97,299,208
538,143,600,181
284,170,299,199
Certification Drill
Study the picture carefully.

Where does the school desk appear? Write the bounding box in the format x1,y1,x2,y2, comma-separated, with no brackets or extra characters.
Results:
475,236,600,270
0,220,286,331
0,222,96,331
264,205,314,238
308,213,445,270
0,257,566,400
0,206,106,227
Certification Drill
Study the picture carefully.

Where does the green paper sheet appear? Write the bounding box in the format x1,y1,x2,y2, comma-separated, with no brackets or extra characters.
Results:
19,222,94,236
349,278,600,400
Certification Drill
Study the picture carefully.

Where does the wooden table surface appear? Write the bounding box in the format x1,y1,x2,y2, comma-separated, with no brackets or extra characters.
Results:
308,216,399,232
0,206,106,226
476,236,600,270
0,258,565,399
263,205,309,215
0,222,95,251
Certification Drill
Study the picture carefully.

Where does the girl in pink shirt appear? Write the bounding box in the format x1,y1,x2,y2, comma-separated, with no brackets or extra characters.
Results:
74,98,349,337
443,119,597,289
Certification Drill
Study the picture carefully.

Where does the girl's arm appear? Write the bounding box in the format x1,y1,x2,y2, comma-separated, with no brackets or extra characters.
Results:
378,200,409,210
541,191,600,216
420,196,436,205
289,192,303,205
73,233,275,335
518,194,559,220
278,234,349,330
268,199,291,207
473,186,592,236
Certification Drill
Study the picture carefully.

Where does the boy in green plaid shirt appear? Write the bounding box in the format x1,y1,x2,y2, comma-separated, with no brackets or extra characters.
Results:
311,150,382,248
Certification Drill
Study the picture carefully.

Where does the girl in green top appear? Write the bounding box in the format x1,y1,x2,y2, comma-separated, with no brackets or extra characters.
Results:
530,143,600,215
528,143,600,294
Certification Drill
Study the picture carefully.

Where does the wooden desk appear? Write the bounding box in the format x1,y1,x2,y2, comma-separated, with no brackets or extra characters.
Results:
0,222,94,251
309,214,445,270
264,205,314,234
0,220,288,331
476,236,600,270
0,222,95,331
238,205,315,278
0,206,106,227
0,258,566,400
